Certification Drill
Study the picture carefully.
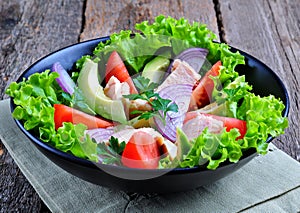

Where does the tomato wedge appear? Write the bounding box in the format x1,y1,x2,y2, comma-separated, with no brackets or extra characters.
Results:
54,104,114,130
209,114,247,139
105,51,138,94
184,112,247,139
190,61,222,109
220,117,247,139
121,131,160,169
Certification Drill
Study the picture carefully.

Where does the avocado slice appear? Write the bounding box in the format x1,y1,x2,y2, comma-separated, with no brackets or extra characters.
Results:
77,59,127,124
176,128,192,161
142,56,170,84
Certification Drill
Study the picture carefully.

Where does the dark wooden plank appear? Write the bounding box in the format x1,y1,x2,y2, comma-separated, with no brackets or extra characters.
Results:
0,0,84,100
80,0,219,41
219,0,300,161
0,0,84,211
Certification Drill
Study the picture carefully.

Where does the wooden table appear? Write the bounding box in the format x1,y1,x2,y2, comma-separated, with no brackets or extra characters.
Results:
0,0,299,211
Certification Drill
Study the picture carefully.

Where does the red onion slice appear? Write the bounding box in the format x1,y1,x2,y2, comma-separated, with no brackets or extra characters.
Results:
154,84,193,142
154,113,185,142
167,47,208,74
52,62,76,95
158,83,194,114
85,127,115,143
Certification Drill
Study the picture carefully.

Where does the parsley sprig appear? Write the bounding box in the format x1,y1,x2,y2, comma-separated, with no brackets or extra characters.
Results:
97,137,126,165
123,76,178,122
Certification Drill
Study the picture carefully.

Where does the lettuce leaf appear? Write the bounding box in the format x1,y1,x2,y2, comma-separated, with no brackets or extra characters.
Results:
135,15,218,57
212,75,253,118
211,72,288,154
93,30,171,73
237,93,288,154
6,71,59,106
172,74,288,170
136,15,245,82
76,55,91,70
6,71,59,133
87,15,245,78
6,71,97,162
218,43,245,83
178,128,242,170
53,123,97,161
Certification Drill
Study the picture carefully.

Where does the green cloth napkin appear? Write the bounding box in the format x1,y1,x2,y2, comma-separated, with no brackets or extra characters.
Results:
1,99,299,212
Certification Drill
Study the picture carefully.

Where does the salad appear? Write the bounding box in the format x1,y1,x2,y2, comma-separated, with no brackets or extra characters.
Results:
6,15,288,170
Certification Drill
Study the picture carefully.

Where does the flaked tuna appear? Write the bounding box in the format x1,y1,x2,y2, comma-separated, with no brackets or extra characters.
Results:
182,113,224,140
156,59,201,92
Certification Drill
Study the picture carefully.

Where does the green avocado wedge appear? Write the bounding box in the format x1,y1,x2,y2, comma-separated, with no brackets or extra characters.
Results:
142,56,170,84
77,59,127,124
176,128,192,161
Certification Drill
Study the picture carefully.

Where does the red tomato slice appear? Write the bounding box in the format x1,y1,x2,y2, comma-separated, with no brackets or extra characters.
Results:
105,51,138,94
54,104,114,130
220,116,247,139
121,131,160,169
190,61,222,109
184,112,247,139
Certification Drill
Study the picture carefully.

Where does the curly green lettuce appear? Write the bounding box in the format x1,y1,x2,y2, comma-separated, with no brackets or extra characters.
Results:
237,93,288,153
180,128,242,170
93,31,171,73
6,71,97,161
213,73,288,154
6,71,59,133
135,15,245,83
77,15,245,79
167,74,288,170
53,123,97,161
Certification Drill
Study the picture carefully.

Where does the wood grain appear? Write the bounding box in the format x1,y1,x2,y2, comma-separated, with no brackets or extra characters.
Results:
1,0,299,211
80,0,218,41
0,0,84,100
219,0,300,161
0,0,84,211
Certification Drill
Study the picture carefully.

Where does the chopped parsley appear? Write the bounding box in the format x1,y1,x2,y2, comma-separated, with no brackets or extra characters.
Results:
123,76,178,121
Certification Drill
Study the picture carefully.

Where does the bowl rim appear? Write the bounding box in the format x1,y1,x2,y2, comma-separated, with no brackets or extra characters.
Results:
10,36,290,175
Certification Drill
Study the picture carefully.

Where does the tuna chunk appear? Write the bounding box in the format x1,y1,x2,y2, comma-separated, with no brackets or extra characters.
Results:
122,98,152,120
156,59,201,92
104,76,130,100
182,113,224,140
105,76,152,119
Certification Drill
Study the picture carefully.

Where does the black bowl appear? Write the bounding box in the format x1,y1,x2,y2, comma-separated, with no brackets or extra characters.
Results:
10,37,289,193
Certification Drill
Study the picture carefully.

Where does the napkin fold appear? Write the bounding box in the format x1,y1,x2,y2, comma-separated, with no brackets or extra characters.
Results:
0,99,299,212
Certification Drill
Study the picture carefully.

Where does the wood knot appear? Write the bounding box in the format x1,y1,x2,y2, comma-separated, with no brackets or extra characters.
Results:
0,3,21,31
